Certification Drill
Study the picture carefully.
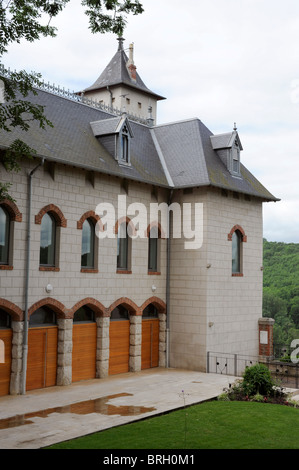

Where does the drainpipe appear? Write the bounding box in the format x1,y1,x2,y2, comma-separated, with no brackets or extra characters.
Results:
166,189,173,368
21,158,45,395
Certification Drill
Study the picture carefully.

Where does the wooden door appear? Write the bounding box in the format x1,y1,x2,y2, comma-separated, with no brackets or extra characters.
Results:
26,326,58,391
0,329,12,397
109,320,130,375
142,319,159,370
72,322,97,382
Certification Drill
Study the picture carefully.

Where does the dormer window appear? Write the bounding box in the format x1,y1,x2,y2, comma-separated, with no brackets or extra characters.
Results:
120,125,130,164
231,140,240,175
210,130,243,178
90,115,133,167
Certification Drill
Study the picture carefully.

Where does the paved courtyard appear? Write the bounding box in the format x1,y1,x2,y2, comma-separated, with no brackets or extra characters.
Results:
0,368,235,449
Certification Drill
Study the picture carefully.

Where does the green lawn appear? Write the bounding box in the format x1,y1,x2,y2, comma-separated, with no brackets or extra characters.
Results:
47,400,299,449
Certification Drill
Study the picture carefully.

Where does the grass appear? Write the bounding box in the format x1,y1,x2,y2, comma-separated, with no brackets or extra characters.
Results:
46,400,299,449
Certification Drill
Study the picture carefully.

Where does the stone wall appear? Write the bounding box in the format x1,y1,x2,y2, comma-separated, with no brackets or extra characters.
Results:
169,187,264,371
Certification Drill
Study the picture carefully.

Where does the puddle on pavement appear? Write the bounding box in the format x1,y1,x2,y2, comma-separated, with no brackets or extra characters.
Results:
0,393,156,430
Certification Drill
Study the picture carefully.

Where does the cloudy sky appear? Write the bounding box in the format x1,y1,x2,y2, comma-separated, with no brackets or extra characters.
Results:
3,0,299,243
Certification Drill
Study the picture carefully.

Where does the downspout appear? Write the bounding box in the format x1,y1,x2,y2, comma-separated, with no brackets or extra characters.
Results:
21,158,45,395
166,188,173,368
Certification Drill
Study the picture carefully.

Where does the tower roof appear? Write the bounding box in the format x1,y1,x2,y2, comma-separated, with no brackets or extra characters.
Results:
82,38,166,101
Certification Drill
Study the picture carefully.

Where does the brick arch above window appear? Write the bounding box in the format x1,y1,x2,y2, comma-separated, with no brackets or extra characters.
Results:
108,297,140,316
140,296,167,315
28,297,66,319
227,224,247,242
0,298,23,322
35,204,67,227
0,199,22,222
114,216,136,237
145,222,166,239
77,211,101,230
70,298,108,318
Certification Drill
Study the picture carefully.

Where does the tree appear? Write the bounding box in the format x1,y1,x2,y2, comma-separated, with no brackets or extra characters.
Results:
0,0,144,200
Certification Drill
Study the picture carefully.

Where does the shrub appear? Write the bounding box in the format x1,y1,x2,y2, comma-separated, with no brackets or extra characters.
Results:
217,392,230,401
242,363,275,397
251,393,265,403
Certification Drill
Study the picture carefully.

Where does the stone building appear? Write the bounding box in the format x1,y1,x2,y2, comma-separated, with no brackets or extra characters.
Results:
0,39,278,396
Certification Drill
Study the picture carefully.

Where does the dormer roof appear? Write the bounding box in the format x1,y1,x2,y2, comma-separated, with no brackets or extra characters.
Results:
210,130,243,151
90,115,133,138
82,38,166,101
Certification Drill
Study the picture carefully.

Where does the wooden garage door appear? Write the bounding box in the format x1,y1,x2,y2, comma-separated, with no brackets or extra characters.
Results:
26,326,58,391
72,323,97,382
142,319,159,370
109,320,130,375
0,329,12,397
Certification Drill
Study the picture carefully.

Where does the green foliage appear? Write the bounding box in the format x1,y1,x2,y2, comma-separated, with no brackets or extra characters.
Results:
0,0,69,56
82,0,144,37
242,363,275,397
251,393,265,402
0,0,144,201
0,181,14,202
263,239,299,346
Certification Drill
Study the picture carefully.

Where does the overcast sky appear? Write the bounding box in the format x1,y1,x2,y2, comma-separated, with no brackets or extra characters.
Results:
3,0,299,243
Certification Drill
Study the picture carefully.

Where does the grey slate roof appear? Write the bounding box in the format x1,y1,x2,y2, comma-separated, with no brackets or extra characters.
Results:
153,118,278,201
0,89,169,187
82,42,165,101
0,87,278,201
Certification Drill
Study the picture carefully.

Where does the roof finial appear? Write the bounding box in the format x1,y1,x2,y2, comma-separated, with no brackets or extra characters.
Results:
117,37,125,51
233,122,237,131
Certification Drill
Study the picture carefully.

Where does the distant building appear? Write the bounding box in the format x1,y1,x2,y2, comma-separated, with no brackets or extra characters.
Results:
0,39,278,396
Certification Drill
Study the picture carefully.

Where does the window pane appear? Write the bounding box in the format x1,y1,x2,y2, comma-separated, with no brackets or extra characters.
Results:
40,213,55,266
111,305,129,320
0,207,9,264
148,235,158,271
81,219,95,268
29,307,56,326
121,133,129,162
117,223,128,269
0,309,11,329
232,231,241,273
73,306,95,323
143,304,158,318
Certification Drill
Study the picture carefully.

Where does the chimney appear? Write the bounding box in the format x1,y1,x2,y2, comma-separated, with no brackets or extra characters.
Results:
127,43,137,82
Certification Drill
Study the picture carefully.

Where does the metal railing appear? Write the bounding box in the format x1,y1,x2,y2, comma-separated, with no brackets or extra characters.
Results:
207,351,299,389
0,65,149,126
207,351,259,377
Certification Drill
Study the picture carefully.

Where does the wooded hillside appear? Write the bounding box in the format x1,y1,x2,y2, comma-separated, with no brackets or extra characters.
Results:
263,239,299,345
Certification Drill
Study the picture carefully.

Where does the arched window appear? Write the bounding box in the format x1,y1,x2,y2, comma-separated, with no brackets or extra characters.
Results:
0,206,9,265
0,309,11,329
117,222,129,270
81,219,95,268
148,226,160,273
73,306,95,323
29,307,56,327
143,304,158,319
111,305,129,321
232,230,242,274
40,213,56,266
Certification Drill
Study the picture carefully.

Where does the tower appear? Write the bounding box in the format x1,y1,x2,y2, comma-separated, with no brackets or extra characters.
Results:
80,38,165,124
